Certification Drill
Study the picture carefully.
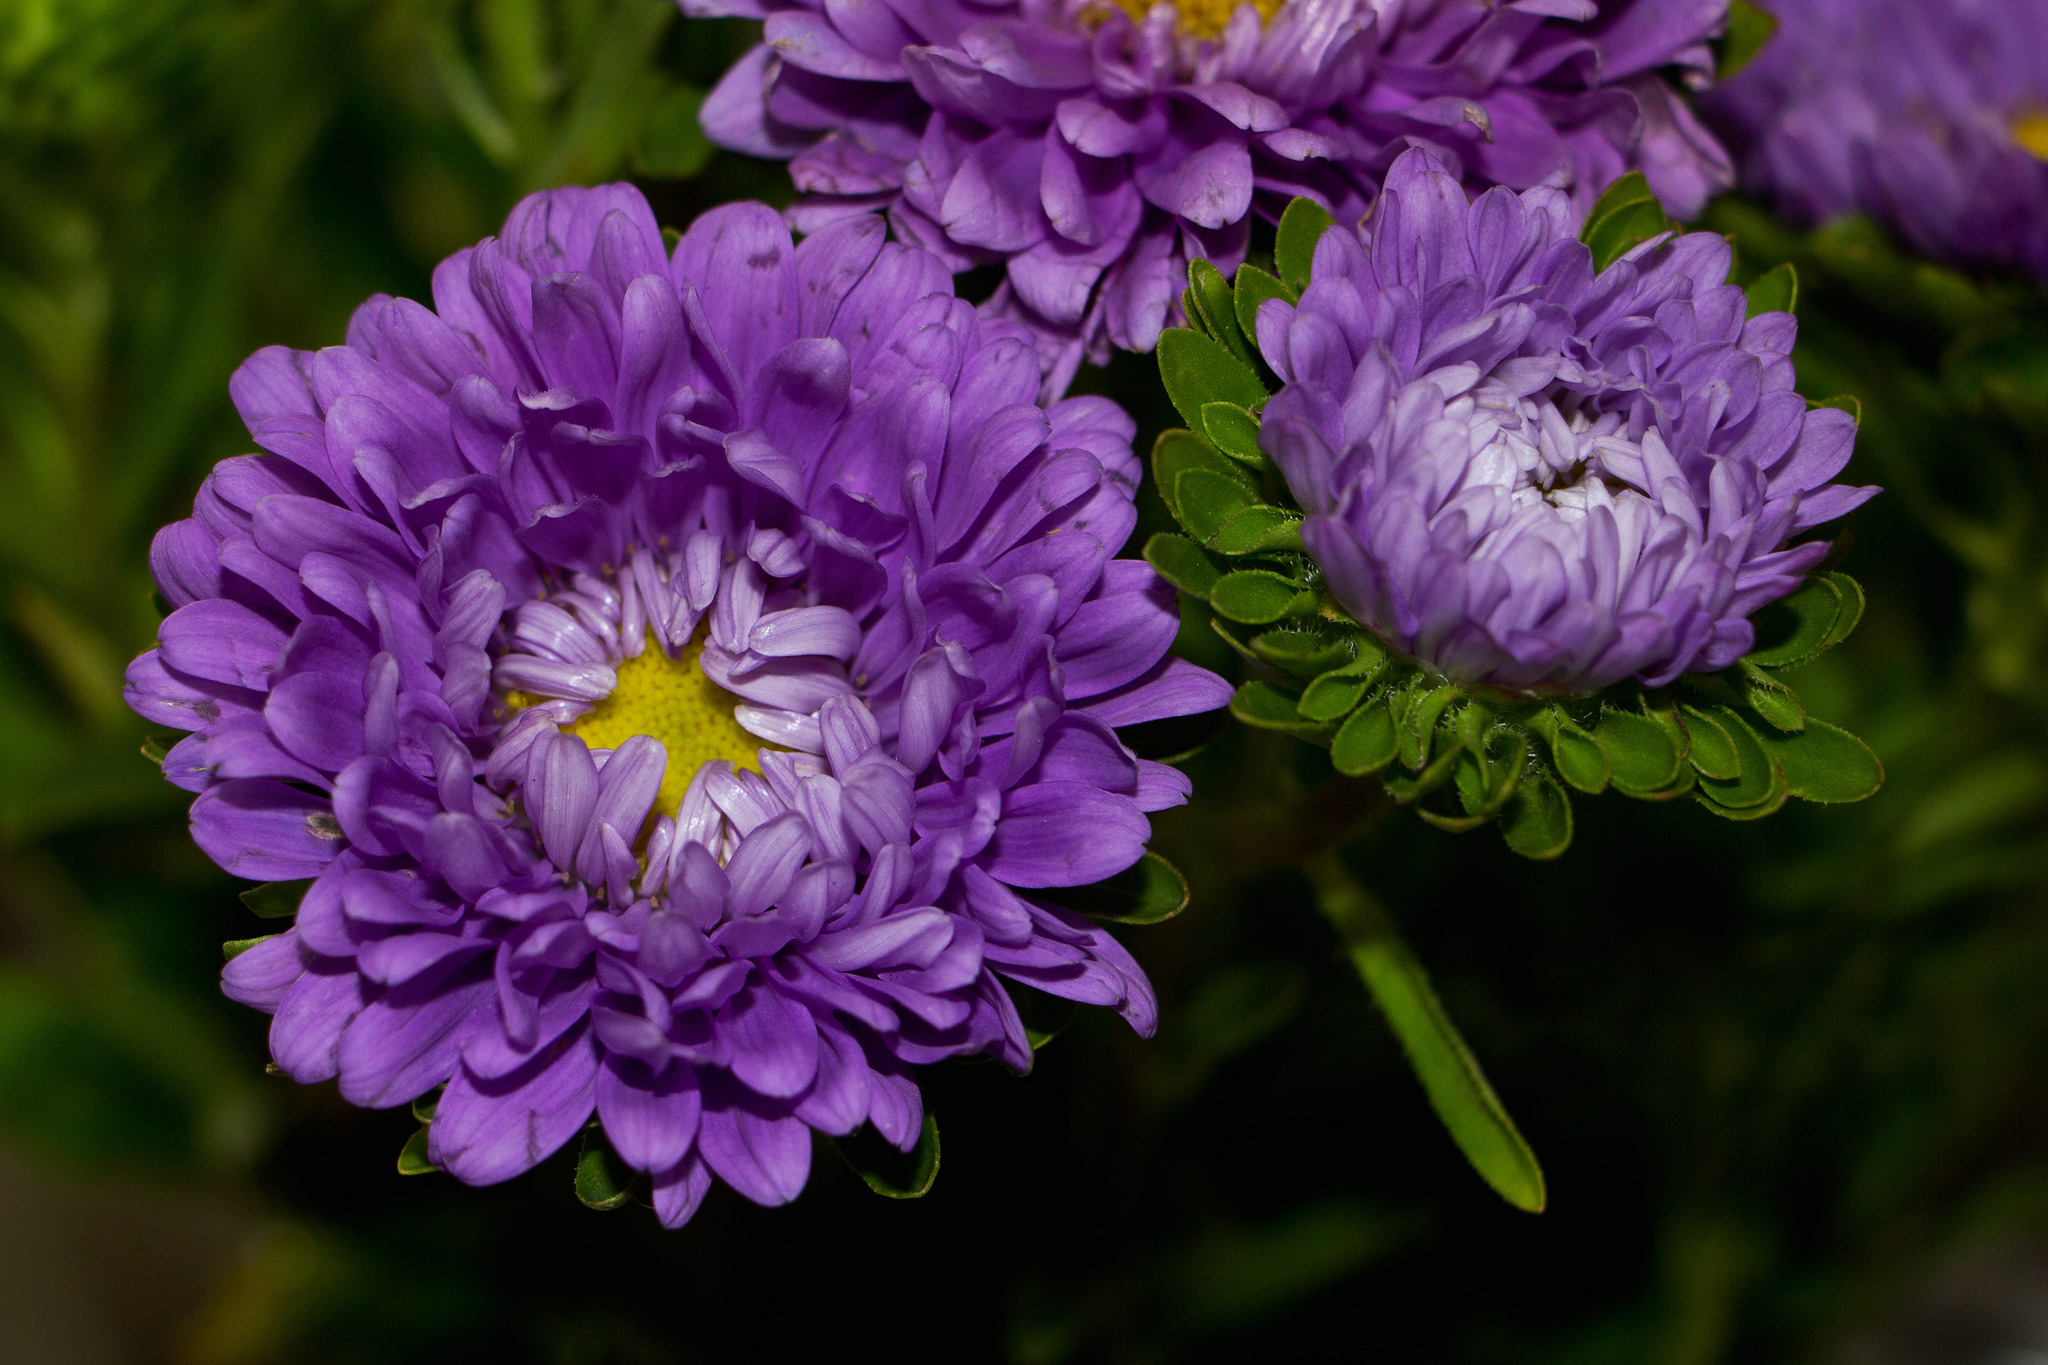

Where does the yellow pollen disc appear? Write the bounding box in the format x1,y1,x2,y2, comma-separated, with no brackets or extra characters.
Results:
1107,0,1281,41
2013,112,2048,162
563,633,765,821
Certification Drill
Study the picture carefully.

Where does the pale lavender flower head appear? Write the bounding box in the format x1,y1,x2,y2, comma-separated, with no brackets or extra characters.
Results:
696,0,1734,391
128,186,1227,1225
1256,150,1876,694
1702,0,2048,278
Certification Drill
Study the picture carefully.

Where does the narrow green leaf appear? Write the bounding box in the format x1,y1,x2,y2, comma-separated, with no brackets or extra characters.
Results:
223,935,278,961
397,1126,437,1176
1745,261,1798,318
1201,400,1266,464
1754,718,1885,803
1232,263,1295,353
1188,258,1257,371
1212,570,1313,624
1176,467,1261,542
1332,703,1398,775
1593,707,1683,794
1143,532,1222,598
240,880,312,920
1209,505,1303,555
1739,661,1807,731
1158,328,1269,432
1501,770,1574,860
1694,705,1779,809
1276,197,1336,295
1717,0,1780,80
1679,705,1742,781
574,1133,634,1210
1312,864,1545,1213
840,1115,941,1199
1745,575,1842,667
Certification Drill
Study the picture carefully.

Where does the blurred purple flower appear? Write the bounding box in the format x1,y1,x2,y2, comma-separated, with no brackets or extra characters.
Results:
128,186,1227,1225
1702,0,2048,278
693,0,1734,391
1256,149,1875,694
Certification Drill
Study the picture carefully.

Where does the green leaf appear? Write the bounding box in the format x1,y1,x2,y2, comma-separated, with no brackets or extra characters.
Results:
1276,197,1336,296
1717,0,1780,80
1251,629,1354,676
1745,260,1798,318
1158,329,1269,432
1211,570,1313,624
1332,703,1399,776
1232,263,1296,350
1201,400,1266,464
1187,258,1257,371
1313,865,1545,1213
1143,532,1222,598
397,1126,436,1176
1581,172,1673,271
1739,660,1807,731
1754,718,1884,803
1501,771,1574,860
1693,705,1779,809
1176,468,1260,543
239,880,311,920
222,935,278,961
1594,707,1683,794
838,1115,941,1199
1745,575,1843,667
1819,572,1865,650
1534,709,1611,794
1056,850,1191,925
1209,505,1303,555
574,1132,634,1210
1679,704,1742,781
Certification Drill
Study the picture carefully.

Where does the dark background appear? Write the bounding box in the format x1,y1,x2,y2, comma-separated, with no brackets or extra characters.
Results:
5,2,2048,1361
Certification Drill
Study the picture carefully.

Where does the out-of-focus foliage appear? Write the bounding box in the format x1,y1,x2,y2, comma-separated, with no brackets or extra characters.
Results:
7,4,2048,1363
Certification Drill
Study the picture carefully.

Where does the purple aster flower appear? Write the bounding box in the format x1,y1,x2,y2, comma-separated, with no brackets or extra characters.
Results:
1701,0,2048,279
1254,149,1876,694
693,0,1733,391
128,185,1228,1225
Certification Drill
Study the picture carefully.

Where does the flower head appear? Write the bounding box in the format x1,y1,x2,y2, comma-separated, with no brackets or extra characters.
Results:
696,0,1733,390
1702,0,2048,279
1256,149,1876,694
129,186,1227,1225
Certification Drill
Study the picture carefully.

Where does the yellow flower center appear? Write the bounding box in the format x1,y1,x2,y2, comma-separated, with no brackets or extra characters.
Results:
1108,0,1282,41
2013,111,2048,161
562,633,764,820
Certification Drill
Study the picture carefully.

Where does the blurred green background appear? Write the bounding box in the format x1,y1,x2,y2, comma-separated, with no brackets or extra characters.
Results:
6,1,2048,1361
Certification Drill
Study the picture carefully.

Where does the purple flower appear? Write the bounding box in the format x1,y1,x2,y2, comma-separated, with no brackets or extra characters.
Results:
694,0,1734,391
1255,149,1876,694
1702,0,2048,279
128,186,1228,1225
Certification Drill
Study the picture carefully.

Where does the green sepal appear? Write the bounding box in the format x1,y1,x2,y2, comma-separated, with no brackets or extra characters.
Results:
411,1087,442,1124
1739,659,1806,731
1211,570,1315,625
574,1131,637,1210
836,1115,941,1199
1593,705,1684,795
1143,532,1222,597
1186,258,1258,371
1158,329,1268,432
1251,628,1355,677
1297,645,1388,720
1056,850,1191,925
1716,0,1780,80
1818,572,1865,650
1201,400,1266,465
1745,260,1798,317
140,735,172,766
1382,748,1459,805
1500,771,1573,860
1581,172,1673,271
1332,702,1399,775
1176,467,1260,542
1809,394,1863,426
1398,685,1461,771
1153,427,1246,524
397,1126,437,1176
1692,704,1779,809
1697,755,1790,821
1275,197,1335,295
1232,262,1295,350
1208,505,1303,555
1753,718,1884,803
1678,704,1742,781
223,934,278,961
1230,680,1329,739
1531,707,1610,794
1745,574,1844,667
240,879,312,920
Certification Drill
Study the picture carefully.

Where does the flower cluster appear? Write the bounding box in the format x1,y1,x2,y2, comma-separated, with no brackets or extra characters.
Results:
1702,0,2048,279
128,186,1227,1225
695,0,1734,390
1257,149,1876,694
